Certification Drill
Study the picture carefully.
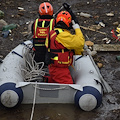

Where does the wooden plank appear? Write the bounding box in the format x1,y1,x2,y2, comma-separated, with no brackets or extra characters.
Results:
93,44,120,51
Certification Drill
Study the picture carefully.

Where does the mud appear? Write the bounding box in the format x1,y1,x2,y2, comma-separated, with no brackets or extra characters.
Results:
0,0,120,120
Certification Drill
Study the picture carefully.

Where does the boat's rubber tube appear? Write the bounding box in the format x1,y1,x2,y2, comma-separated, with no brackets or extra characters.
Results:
70,55,103,111
0,82,23,108
74,86,102,111
0,40,32,108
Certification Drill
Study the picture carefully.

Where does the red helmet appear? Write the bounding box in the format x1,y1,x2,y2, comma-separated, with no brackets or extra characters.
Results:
39,2,53,16
56,11,72,27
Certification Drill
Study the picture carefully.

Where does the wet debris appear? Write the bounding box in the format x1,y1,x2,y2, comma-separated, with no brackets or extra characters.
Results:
2,30,11,38
80,25,106,35
93,44,120,51
18,7,25,11
116,56,120,61
18,12,24,16
93,0,96,2
102,38,111,44
90,50,97,56
79,12,93,18
0,23,18,38
106,12,114,17
84,40,97,56
0,10,4,19
21,21,33,38
97,62,103,68
111,24,120,42
95,20,106,27
85,40,94,50
0,19,8,30
85,40,94,46
17,7,25,16
113,21,119,26
0,55,3,58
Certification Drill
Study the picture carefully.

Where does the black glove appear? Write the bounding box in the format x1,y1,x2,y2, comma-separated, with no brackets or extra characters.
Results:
63,3,79,24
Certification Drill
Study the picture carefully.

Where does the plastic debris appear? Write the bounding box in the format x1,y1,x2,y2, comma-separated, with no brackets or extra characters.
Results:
2,24,17,31
116,56,120,61
80,25,106,35
95,20,106,27
18,7,24,10
106,13,114,17
2,30,11,38
79,12,93,18
102,38,111,44
111,25,120,41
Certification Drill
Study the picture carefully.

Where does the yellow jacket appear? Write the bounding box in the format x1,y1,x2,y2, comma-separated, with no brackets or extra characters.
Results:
55,28,85,55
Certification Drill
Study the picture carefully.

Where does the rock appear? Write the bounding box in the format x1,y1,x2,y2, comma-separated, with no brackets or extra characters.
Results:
85,41,94,46
97,63,103,68
93,0,96,2
0,54,3,58
28,21,33,34
106,12,114,17
18,12,24,16
0,10,4,19
0,19,8,30
90,50,97,56
113,21,119,26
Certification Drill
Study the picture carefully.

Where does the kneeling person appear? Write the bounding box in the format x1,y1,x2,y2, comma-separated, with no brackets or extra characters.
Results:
45,11,85,84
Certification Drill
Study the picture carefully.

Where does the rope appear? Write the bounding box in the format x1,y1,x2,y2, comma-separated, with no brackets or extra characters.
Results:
20,44,49,82
30,82,37,120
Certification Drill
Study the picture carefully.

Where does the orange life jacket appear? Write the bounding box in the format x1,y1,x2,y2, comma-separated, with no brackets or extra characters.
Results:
45,29,74,67
33,18,54,52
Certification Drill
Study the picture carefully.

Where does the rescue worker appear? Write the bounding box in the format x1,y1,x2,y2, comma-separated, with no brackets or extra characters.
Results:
31,2,55,64
45,8,85,84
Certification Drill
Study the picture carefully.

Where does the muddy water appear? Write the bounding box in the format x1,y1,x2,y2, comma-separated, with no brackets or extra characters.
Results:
0,104,98,120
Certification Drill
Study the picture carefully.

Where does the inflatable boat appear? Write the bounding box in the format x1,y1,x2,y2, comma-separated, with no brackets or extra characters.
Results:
0,40,112,111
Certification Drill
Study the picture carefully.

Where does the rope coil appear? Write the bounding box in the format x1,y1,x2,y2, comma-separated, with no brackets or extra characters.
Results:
20,44,48,82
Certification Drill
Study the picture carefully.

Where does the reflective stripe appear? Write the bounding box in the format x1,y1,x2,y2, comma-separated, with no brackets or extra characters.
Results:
35,19,38,38
42,21,45,27
50,29,63,39
50,32,56,39
58,56,72,65
52,56,58,60
58,61,70,64
34,44,45,46
50,19,54,31
57,29,63,33
48,48,50,52
46,29,63,50
45,37,48,47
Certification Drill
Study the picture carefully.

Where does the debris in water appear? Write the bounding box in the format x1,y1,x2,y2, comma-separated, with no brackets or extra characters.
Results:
106,13,114,17
102,38,111,44
79,12,93,18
